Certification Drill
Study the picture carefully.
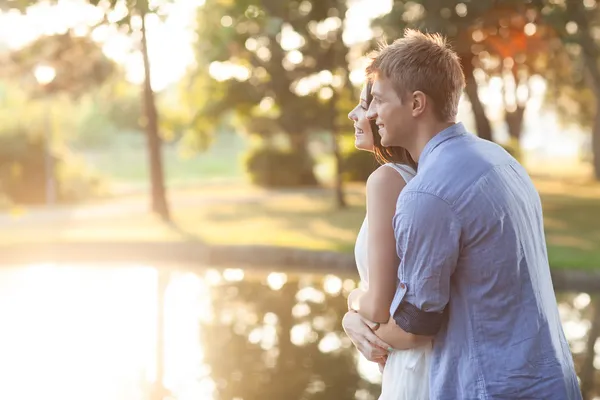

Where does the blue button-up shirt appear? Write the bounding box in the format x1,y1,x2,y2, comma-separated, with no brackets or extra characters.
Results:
390,123,581,399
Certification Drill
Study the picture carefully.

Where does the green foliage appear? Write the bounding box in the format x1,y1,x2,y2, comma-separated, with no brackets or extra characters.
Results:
5,30,116,99
56,153,106,203
74,80,144,148
341,149,377,183
158,79,216,150
544,50,596,131
190,0,355,183
533,0,599,132
0,129,105,205
373,0,554,142
244,145,318,188
192,0,351,133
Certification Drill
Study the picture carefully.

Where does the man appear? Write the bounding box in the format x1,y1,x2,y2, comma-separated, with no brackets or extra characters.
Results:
343,29,581,399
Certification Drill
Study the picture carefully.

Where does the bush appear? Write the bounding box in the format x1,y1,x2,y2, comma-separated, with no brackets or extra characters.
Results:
56,155,107,203
244,146,318,188
0,133,105,205
341,149,378,183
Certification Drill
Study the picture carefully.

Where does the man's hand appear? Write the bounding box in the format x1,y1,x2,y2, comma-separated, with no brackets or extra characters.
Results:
342,310,391,363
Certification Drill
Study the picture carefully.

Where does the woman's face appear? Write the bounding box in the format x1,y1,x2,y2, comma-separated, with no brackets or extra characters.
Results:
348,85,374,152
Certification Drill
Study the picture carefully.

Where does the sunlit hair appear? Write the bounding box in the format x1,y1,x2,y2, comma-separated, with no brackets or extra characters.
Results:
366,29,465,122
365,80,417,169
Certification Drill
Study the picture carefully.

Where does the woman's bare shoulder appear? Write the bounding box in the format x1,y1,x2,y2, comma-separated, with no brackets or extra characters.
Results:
366,164,407,193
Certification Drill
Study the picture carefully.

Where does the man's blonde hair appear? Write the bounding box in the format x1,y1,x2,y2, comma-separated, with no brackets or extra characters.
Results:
366,29,465,122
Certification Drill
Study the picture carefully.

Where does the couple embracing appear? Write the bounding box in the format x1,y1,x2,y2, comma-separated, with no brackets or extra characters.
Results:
342,29,581,400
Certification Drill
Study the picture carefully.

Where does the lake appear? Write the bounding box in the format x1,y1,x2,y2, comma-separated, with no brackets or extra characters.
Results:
0,264,593,399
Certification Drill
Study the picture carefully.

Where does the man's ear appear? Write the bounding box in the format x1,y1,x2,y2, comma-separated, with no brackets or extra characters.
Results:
412,91,427,117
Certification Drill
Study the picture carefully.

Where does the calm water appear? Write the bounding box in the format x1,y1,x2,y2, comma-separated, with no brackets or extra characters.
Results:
0,264,594,400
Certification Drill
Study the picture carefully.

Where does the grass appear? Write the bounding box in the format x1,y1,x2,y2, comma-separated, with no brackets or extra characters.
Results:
174,178,600,269
80,133,248,190
3,177,600,270
3,133,600,269
535,177,600,269
171,187,366,253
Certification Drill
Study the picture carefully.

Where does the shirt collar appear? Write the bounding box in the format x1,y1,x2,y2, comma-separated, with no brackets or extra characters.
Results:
418,122,467,167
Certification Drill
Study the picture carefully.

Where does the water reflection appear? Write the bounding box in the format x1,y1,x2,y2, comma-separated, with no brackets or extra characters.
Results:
0,264,157,400
200,270,380,400
0,264,595,399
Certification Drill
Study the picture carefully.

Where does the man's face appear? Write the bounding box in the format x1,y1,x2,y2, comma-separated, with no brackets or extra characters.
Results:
367,77,414,148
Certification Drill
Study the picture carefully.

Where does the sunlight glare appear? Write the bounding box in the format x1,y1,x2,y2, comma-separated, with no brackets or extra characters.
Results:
164,273,212,398
342,279,356,295
323,274,342,295
292,302,311,318
296,286,326,303
280,23,305,50
562,320,590,341
33,64,56,85
0,265,157,400
204,269,222,285
290,322,316,346
267,272,287,290
573,293,591,310
318,332,343,353
223,268,245,282
524,23,537,36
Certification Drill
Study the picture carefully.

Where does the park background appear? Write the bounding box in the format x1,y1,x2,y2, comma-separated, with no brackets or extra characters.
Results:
0,0,600,399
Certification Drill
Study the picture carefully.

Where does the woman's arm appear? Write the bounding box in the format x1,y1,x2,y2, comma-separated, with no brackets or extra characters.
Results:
375,315,432,350
355,166,405,323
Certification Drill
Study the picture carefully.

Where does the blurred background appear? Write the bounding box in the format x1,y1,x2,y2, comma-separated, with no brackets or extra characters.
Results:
0,0,599,399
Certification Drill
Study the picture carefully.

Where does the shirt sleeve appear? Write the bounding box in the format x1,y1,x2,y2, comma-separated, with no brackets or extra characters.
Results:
391,190,461,336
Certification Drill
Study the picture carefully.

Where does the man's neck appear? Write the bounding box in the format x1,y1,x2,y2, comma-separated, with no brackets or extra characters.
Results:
409,121,456,162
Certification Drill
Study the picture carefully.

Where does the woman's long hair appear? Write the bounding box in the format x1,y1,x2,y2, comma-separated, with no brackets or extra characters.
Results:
365,81,417,170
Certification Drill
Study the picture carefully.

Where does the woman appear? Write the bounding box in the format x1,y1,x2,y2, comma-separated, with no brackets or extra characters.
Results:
343,81,432,399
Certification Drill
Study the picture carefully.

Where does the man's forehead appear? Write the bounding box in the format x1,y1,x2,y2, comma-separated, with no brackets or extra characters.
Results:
370,78,389,95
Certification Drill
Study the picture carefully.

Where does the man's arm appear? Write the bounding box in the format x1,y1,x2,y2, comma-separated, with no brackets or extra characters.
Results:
387,191,461,345
376,315,433,350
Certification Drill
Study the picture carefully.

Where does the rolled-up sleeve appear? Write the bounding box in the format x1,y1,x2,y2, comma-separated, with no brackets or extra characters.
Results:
391,191,461,336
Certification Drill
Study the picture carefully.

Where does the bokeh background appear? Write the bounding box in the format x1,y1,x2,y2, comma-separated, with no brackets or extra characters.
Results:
0,0,599,399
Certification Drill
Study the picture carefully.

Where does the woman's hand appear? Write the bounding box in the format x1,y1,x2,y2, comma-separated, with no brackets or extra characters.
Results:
342,310,391,363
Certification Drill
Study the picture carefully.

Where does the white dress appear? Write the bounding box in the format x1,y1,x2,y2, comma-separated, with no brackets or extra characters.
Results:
354,163,432,400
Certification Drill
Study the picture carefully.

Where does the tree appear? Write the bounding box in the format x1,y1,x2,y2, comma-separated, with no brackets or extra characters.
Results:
5,30,115,98
0,0,172,219
373,0,550,146
190,0,355,206
535,0,600,180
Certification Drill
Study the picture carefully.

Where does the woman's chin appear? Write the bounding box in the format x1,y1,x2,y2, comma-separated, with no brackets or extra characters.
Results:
355,137,370,151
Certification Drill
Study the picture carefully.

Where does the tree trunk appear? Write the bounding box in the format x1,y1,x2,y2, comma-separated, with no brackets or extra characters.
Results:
464,65,493,142
593,104,600,180
141,9,170,221
288,134,318,186
580,296,600,399
330,89,346,209
565,0,600,180
505,105,526,141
